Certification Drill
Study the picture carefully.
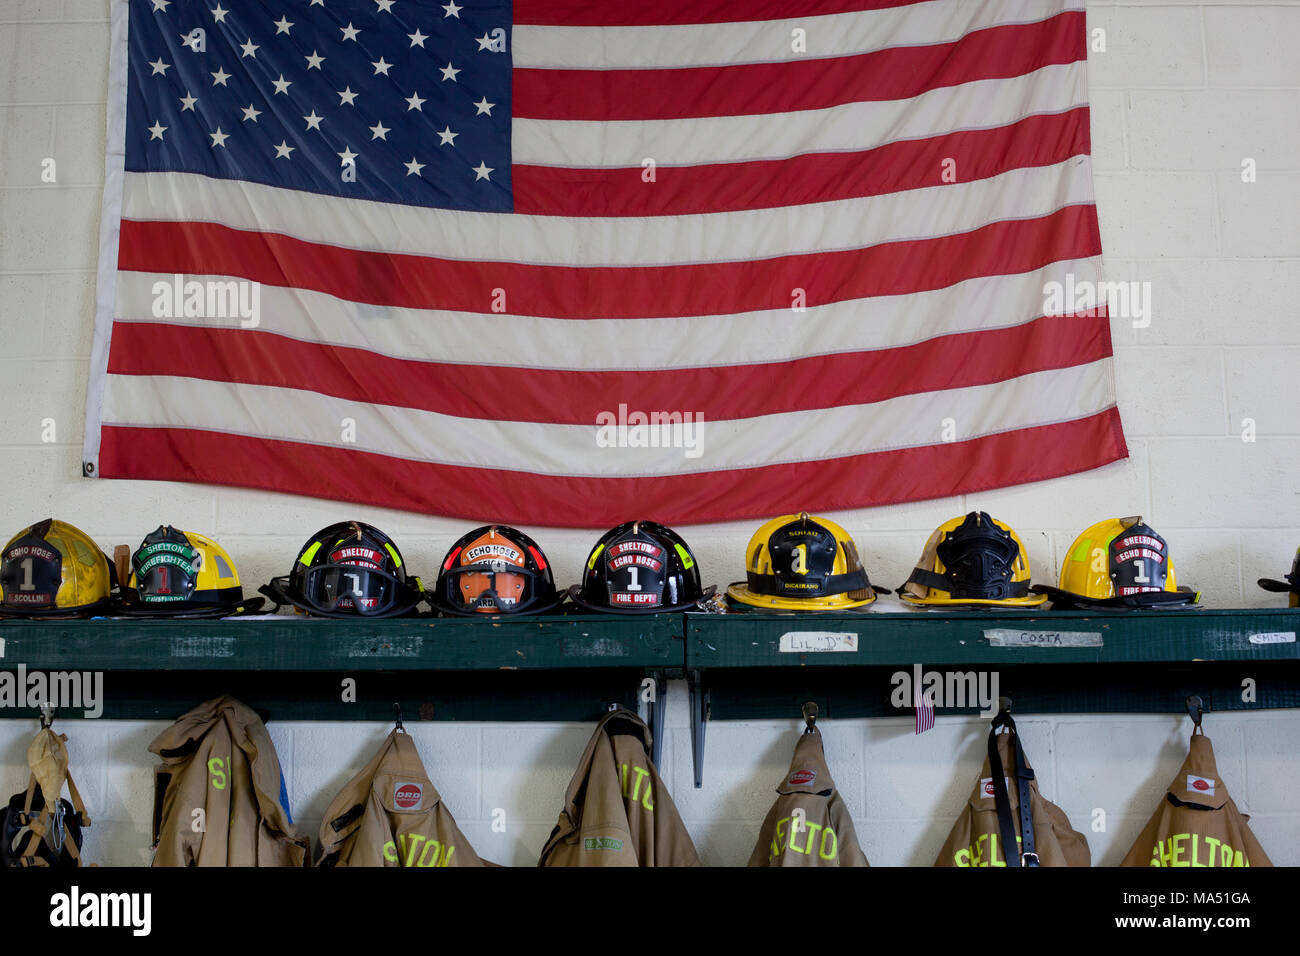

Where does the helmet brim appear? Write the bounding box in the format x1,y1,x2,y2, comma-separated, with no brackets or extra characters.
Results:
898,592,1048,608
725,582,877,611
114,589,267,619
426,588,566,618
565,583,717,614
1031,584,1199,610
1257,577,1297,593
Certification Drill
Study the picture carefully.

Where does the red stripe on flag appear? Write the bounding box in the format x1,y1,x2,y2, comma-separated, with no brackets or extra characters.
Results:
515,14,1085,121
98,408,1128,528
105,313,1113,424
515,0,929,27
515,109,1091,217
117,205,1101,319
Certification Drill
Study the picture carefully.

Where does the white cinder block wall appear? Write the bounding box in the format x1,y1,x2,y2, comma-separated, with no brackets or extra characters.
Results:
1,1,1298,866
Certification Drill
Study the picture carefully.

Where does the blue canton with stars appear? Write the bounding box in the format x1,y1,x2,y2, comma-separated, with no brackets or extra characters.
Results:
126,0,512,211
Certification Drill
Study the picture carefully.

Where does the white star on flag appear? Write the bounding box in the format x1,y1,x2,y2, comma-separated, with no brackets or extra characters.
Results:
472,161,493,181
179,91,197,111
305,51,325,70
404,157,425,176
241,103,261,122
442,2,461,18
147,121,167,140
408,29,427,47
338,146,358,166
240,38,259,58
209,127,229,148
338,87,359,106
405,91,425,111
341,22,360,41
474,97,495,115
303,110,324,131
148,58,170,76
211,4,228,22
369,122,390,140
437,126,457,145
273,16,293,35
440,63,460,82
211,67,230,86
274,140,294,159
272,75,292,94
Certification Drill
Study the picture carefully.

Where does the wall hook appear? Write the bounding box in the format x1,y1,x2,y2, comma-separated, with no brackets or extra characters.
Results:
393,702,405,733
38,701,55,729
1185,695,1204,733
801,700,818,734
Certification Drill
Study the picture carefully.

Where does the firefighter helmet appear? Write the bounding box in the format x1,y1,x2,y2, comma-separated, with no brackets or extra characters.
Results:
117,525,264,618
726,512,885,610
261,521,424,618
899,512,1046,607
0,519,116,618
569,520,714,613
1033,517,1199,609
429,525,562,616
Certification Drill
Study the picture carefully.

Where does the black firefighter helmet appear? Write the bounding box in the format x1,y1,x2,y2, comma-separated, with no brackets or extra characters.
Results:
569,520,714,614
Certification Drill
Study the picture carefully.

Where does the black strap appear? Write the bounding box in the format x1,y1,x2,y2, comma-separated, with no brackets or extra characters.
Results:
746,568,869,597
987,713,1038,867
906,568,1030,598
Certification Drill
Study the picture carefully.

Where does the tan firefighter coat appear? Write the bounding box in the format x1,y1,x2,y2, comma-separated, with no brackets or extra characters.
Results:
935,723,1090,867
749,726,869,867
1120,731,1272,867
318,728,489,867
539,708,700,867
149,695,309,867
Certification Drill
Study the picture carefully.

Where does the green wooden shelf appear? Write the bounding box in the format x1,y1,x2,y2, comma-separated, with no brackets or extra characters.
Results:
684,608,1300,786
0,614,680,671
0,614,681,757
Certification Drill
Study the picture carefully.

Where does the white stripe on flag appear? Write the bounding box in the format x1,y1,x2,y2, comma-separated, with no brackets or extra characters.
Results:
121,157,1095,267
513,0,1083,69
514,66,1086,167
111,257,1103,371
100,360,1116,477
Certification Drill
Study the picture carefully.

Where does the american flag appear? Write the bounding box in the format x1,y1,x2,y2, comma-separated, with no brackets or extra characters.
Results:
85,0,1126,527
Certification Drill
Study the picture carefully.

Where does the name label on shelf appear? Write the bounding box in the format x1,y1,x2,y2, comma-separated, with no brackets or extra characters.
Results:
779,632,858,653
562,636,629,658
984,629,1103,648
170,636,235,658
343,636,423,657
1248,631,1296,645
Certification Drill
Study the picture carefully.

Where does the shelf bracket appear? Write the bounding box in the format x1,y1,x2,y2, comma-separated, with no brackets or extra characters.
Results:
689,669,709,788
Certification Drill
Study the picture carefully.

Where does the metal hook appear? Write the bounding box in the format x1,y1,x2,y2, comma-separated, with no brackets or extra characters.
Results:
801,700,818,733
38,701,55,729
393,702,405,733
607,701,621,713
1185,695,1204,733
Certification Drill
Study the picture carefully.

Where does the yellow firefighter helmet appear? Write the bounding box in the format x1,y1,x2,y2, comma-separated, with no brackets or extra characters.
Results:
0,518,116,617
118,525,263,617
726,512,883,610
1033,516,1198,609
899,512,1046,607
